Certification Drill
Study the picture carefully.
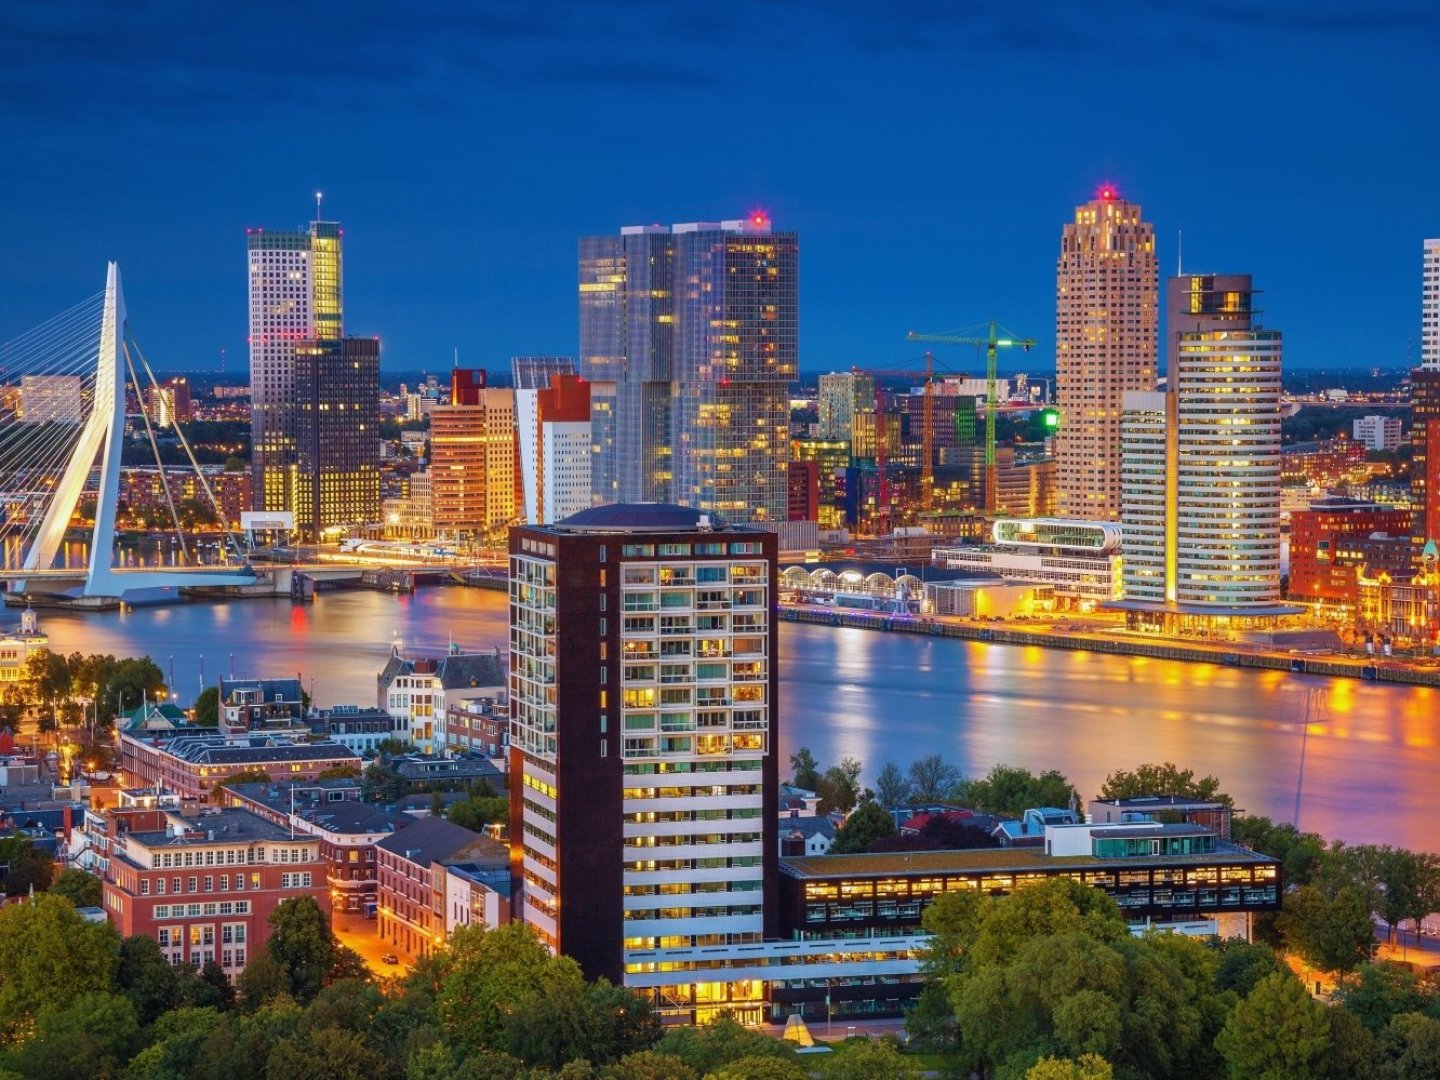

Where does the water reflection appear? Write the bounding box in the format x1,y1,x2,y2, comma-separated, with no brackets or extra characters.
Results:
19,589,1440,852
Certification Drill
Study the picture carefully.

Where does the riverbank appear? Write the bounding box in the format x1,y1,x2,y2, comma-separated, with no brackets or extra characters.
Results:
779,605,1440,688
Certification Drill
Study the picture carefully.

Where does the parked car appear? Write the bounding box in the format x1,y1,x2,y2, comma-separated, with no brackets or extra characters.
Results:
380,953,399,965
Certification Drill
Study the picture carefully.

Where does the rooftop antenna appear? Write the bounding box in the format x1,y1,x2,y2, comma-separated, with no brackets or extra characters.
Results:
315,191,324,220
453,347,459,369
1176,229,1183,277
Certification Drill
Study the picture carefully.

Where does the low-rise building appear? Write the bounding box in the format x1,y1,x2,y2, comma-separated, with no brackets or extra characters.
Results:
377,647,506,755
443,861,512,939
218,678,307,736
441,697,508,758
1288,498,1413,607
310,705,396,757
219,779,408,916
932,518,1122,609
0,607,47,687
376,815,508,957
120,733,361,803
98,805,328,977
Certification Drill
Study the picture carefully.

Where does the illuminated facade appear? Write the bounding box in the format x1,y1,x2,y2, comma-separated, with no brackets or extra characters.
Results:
1424,238,1439,371
292,337,380,535
1119,275,1297,628
790,438,850,529
509,505,779,1019
1055,189,1158,521
430,371,517,538
1288,497,1413,605
247,219,342,516
579,218,797,523
817,371,875,442
515,374,592,525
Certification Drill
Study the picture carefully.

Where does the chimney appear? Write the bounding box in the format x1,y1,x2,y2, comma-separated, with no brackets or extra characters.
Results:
62,805,73,844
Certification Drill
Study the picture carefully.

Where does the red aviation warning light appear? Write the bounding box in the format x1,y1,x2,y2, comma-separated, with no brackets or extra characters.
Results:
1099,185,1117,201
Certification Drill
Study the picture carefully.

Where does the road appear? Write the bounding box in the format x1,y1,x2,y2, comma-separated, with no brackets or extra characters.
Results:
333,911,412,979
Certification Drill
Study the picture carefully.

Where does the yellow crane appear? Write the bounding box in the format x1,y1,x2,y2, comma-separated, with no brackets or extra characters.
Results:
906,322,1036,515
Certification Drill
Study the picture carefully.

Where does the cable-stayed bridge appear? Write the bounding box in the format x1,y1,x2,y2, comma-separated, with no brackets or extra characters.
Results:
1,265,257,600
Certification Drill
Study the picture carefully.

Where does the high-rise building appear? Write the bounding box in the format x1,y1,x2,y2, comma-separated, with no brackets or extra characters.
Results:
508,504,778,999
579,217,797,522
247,219,342,515
1413,239,1440,553
790,438,850,530
1352,414,1403,452
516,374,592,525
816,372,876,443
1119,274,1296,630
1055,189,1158,521
430,370,517,538
292,337,381,535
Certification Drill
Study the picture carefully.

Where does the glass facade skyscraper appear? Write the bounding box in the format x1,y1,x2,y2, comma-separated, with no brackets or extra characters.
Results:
579,217,797,523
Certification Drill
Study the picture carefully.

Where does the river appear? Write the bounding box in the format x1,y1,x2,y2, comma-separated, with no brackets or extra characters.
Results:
23,587,1439,852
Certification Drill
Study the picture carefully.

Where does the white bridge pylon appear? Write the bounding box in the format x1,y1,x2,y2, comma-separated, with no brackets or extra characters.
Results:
18,263,255,598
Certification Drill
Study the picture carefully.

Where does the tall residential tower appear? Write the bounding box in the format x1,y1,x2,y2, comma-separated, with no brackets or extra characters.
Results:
1055,189,1158,520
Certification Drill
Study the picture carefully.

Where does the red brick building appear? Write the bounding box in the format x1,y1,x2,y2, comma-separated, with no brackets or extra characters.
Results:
98,806,328,976
376,815,505,958
120,733,361,803
1288,497,1412,605
787,460,819,522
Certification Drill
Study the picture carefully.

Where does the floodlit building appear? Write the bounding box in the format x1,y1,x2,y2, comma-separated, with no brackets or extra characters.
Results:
1118,274,1299,631
18,375,84,425
1055,188,1158,521
816,371,876,443
429,370,518,539
932,518,1123,607
247,218,342,516
377,646,506,755
293,336,380,535
1288,497,1413,607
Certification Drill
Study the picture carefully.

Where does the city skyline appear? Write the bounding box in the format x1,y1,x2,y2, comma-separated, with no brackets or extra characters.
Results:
2,3,1437,374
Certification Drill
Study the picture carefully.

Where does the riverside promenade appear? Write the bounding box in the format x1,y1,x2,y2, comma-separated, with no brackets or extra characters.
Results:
778,605,1440,689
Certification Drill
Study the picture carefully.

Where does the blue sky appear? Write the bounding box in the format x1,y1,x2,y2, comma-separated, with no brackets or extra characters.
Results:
1,0,1436,375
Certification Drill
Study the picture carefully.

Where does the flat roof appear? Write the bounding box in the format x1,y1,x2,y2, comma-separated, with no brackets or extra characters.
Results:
127,808,294,846
779,842,1277,880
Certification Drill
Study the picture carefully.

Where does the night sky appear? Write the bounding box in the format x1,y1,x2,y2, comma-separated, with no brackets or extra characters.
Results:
1,1,1436,375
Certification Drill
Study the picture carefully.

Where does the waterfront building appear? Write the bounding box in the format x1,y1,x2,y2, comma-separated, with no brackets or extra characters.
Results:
120,466,252,530
1054,189,1158,521
931,518,1123,608
119,732,360,803
377,646,506,755
429,370,518,540
308,705,397,757
1358,541,1440,641
1413,369,1440,557
376,815,508,957
1288,497,1413,608
1118,274,1298,631
382,470,434,541
1353,414,1403,452
817,372,876,443
509,504,779,1013
580,217,797,522
218,677,306,736
247,218,342,517
97,805,329,976
220,779,407,915
515,373,592,525
292,336,380,536
442,696,508,758
0,607,47,686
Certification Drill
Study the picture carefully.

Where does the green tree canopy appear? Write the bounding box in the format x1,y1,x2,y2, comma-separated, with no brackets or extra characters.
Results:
0,892,120,1042
815,757,862,815
1214,972,1331,1080
266,896,338,1003
1097,762,1232,806
1277,884,1376,975
950,763,1077,817
194,685,220,726
1025,1054,1115,1080
447,795,509,833
654,1015,793,1076
787,747,821,792
828,798,896,855
2,991,140,1079
906,754,959,804
871,762,912,808
49,867,102,908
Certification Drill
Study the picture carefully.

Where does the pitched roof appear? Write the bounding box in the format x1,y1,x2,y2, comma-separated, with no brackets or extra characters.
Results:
375,814,502,866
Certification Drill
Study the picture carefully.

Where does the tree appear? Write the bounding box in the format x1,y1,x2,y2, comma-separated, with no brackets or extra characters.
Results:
1231,815,1327,887
121,1006,224,1080
815,1038,922,1080
788,747,821,792
49,867,103,908
1277,884,1376,975
906,754,958,804
317,764,361,780
266,896,337,1003
362,761,407,804
1214,972,1331,1080
223,768,273,787
705,1056,808,1080
0,893,120,1042
950,763,1077,817
829,799,896,854
655,1015,794,1076
1212,938,1286,998
872,762,912,808
117,933,184,1024
194,685,220,726
0,835,54,895
264,1025,388,1080
237,953,292,1012
816,757,862,815
1026,1055,1114,1080
2,991,140,1079
1337,964,1432,1035
1380,1012,1440,1079
448,795,508,833
1097,762,1232,805
597,1050,695,1080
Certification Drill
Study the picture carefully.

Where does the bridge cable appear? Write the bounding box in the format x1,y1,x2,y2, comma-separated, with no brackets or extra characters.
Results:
123,345,189,563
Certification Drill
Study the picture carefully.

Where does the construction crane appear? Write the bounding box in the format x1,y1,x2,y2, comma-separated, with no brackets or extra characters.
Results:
907,322,1036,515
